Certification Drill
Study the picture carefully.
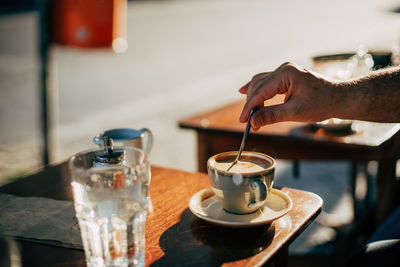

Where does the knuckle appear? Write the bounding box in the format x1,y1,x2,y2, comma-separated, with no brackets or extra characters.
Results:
278,62,302,82
280,62,296,73
279,61,291,67
252,72,268,81
251,74,261,82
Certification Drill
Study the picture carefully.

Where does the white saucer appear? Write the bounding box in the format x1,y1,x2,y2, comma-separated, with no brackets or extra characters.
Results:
189,188,292,228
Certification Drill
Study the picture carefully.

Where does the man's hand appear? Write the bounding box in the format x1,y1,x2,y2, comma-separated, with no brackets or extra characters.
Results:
239,62,339,130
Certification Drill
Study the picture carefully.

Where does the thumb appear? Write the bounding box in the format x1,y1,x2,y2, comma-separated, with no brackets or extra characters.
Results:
251,105,288,128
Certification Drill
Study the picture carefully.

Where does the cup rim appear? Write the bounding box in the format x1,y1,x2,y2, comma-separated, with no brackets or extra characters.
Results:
207,151,275,176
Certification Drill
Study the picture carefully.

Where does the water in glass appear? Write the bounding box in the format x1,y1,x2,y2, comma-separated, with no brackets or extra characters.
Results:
69,147,149,267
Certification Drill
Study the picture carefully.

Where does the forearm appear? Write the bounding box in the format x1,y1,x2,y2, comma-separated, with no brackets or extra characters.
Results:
334,66,400,123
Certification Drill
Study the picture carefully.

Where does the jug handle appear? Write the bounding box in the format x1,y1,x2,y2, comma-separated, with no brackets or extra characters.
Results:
139,128,154,154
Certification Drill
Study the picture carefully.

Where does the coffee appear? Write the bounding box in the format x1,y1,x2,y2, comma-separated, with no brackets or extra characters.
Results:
213,155,271,173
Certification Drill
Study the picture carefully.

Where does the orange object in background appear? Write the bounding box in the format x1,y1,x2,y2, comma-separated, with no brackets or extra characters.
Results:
51,0,127,52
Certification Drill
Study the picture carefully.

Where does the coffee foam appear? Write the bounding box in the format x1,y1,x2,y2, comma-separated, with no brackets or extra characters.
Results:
212,155,270,173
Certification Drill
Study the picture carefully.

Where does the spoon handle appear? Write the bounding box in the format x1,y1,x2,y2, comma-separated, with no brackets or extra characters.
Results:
226,107,258,171
237,107,256,159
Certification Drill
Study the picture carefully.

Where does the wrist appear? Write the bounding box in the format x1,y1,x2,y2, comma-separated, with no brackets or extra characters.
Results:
327,81,354,120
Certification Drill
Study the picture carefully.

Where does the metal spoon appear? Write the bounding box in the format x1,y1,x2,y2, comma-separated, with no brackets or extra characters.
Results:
226,107,258,171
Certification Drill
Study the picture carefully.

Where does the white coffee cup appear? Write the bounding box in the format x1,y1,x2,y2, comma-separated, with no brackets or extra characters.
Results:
207,151,275,214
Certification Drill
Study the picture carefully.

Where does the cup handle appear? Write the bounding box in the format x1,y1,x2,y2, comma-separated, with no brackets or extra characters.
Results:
139,128,154,154
248,180,267,208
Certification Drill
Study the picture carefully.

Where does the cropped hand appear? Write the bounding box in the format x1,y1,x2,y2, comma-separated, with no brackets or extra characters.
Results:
239,62,338,130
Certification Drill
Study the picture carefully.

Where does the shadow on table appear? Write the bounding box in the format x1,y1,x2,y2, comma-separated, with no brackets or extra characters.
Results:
151,209,275,266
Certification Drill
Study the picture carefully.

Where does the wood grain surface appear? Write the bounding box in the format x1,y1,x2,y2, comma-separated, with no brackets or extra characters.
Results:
0,164,322,266
145,167,323,266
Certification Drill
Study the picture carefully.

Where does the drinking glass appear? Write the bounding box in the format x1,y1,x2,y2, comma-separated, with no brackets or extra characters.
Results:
69,146,150,267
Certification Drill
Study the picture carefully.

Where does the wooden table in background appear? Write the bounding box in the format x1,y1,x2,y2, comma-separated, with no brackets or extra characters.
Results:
0,163,322,267
178,97,400,224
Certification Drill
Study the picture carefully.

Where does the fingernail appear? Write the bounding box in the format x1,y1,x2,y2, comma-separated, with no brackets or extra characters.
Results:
239,113,245,122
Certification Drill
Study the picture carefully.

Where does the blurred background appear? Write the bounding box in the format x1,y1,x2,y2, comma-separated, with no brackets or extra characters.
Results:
1,0,400,265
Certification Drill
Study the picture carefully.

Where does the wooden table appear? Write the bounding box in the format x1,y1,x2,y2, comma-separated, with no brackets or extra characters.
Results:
0,163,322,267
178,97,400,224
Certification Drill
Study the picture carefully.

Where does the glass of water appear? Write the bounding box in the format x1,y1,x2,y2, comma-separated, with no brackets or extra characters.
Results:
68,146,150,267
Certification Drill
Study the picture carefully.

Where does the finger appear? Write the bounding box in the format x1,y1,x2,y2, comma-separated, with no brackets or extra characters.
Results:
238,81,250,94
239,78,281,123
239,94,264,122
239,72,275,123
250,104,288,128
246,72,271,98
238,75,263,97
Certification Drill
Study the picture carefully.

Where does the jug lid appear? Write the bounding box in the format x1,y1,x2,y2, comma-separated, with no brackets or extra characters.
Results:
93,128,144,146
103,128,143,140
95,136,123,164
